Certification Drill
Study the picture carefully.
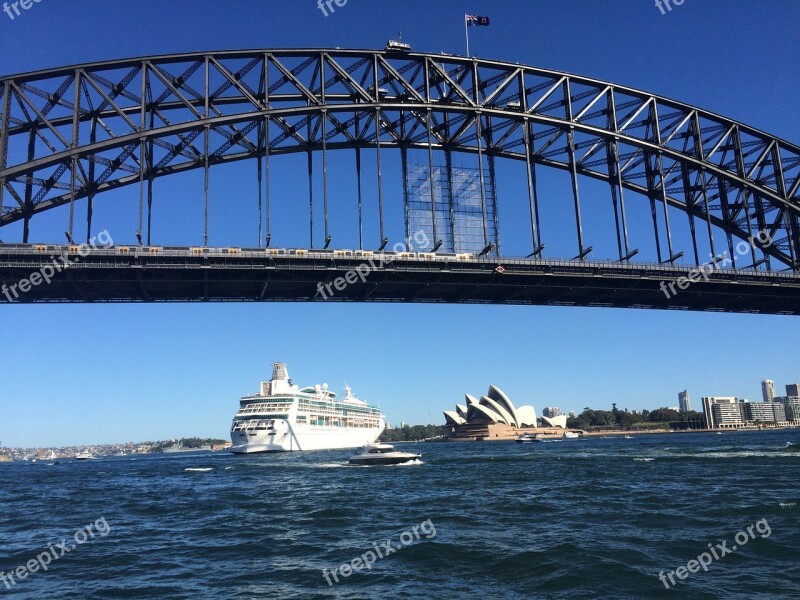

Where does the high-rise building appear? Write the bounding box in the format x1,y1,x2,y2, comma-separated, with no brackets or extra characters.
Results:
701,397,741,429
542,407,563,418
762,380,776,403
678,390,691,413
786,383,800,398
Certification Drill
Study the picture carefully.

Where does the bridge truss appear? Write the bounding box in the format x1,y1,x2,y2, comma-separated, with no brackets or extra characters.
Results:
1,48,799,310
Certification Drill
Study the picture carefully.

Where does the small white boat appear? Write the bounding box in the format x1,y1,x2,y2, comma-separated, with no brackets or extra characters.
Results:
516,433,541,443
75,451,93,460
348,443,421,466
624,435,633,439
563,431,580,439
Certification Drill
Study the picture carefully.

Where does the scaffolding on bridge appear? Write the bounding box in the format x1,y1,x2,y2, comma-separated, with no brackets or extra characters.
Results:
405,163,499,256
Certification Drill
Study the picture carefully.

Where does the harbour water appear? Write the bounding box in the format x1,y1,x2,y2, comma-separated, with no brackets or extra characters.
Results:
1,430,798,599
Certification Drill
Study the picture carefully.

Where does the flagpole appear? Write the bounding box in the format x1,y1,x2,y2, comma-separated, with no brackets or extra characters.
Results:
464,14,470,57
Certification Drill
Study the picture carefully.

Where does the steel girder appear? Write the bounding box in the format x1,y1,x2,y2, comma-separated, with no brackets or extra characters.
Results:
0,49,798,270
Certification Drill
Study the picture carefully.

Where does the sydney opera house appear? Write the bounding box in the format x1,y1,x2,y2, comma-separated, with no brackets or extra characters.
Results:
443,385,568,440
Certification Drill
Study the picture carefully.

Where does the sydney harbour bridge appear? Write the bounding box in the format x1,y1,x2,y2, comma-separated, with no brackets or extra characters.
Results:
0,47,798,313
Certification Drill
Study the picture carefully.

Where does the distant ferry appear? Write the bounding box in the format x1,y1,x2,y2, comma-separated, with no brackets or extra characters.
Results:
229,363,385,454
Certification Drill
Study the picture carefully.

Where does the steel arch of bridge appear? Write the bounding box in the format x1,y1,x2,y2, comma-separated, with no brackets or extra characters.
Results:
0,48,799,272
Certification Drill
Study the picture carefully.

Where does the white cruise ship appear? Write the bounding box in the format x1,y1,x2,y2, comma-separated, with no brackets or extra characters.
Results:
229,363,386,454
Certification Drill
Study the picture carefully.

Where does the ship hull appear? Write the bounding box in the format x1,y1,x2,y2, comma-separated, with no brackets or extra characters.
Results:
230,419,384,454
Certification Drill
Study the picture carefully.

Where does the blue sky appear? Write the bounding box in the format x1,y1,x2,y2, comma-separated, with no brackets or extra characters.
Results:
1,1,799,446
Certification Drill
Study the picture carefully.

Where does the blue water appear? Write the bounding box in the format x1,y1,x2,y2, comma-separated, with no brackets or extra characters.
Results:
1,430,799,599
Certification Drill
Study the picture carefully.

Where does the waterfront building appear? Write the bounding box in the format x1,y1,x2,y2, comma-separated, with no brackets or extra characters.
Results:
712,403,745,429
678,390,691,413
701,396,741,429
762,380,776,403
542,407,563,418
744,402,786,423
443,386,568,440
779,396,800,421
786,383,800,397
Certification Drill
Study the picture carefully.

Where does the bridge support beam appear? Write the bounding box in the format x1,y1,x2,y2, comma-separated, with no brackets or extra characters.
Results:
426,109,438,247
85,119,97,244
0,81,9,223
445,147,456,253
375,108,385,247
22,128,35,244
307,118,314,249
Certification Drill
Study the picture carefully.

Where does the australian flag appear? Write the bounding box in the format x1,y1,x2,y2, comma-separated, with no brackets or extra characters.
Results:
466,14,490,27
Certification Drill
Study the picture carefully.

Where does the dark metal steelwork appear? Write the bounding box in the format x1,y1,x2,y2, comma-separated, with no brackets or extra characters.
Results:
0,246,798,314
0,48,799,311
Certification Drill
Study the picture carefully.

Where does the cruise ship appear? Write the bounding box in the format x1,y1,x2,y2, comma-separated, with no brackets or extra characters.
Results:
229,363,386,453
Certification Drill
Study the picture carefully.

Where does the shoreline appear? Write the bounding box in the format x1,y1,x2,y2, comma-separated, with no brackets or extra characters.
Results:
445,424,800,442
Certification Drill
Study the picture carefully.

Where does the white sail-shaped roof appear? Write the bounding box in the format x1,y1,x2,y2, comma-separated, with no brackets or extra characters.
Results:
516,405,538,427
443,411,466,425
480,396,513,425
487,385,519,427
542,414,567,429
465,394,482,421
470,403,504,423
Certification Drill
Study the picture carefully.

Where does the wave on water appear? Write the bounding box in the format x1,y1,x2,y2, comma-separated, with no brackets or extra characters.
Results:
633,458,654,462
184,467,214,472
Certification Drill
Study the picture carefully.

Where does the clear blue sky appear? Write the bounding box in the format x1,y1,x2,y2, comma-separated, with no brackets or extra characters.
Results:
1,1,799,447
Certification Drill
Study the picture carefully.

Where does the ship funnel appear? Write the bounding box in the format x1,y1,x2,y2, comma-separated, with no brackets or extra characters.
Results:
272,362,289,381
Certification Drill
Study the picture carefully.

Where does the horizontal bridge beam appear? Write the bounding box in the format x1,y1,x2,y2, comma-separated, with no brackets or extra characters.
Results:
1,247,798,314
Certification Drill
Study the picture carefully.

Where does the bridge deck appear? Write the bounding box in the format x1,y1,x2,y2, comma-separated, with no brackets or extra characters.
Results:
1,246,798,314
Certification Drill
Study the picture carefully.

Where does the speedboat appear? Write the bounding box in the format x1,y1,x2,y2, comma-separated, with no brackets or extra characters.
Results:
516,433,541,443
563,431,580,439
76,451,93,460
348,443,421,466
